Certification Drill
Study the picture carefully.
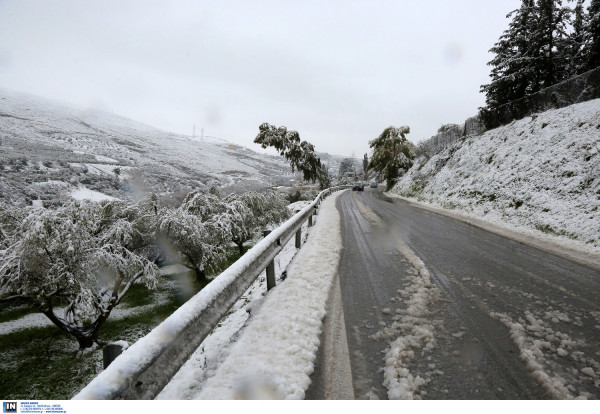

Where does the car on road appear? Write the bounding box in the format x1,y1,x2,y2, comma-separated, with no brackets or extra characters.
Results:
352,181,364,191
370,181,378,188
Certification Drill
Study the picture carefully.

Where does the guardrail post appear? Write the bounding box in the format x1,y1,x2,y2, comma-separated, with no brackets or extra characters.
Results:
308,214,313,227
313,205,318,215
295,229,301,248
263,230,276,290
103,342,126,369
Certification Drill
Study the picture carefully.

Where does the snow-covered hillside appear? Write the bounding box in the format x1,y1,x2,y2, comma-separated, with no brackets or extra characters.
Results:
391,99,600,249
0,89,294,206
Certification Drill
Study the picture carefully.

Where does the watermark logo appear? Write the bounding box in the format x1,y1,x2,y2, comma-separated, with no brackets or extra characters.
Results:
3,402,17,413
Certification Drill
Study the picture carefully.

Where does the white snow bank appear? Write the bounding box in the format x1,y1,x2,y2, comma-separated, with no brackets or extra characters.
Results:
195,191,344,399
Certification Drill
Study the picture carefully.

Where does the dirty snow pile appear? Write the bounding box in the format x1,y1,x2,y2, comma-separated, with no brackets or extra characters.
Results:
392,99,600,250
190,191,343,399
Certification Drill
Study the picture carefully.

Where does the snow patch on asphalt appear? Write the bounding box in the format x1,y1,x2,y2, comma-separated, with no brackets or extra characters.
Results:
354,195,442,399
491,309,600,399
375,241,442,400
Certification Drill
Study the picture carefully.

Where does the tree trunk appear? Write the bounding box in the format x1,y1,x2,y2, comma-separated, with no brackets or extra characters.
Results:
236,241,245,256
194,267,208,284
74,333,96,350
41,307,100,350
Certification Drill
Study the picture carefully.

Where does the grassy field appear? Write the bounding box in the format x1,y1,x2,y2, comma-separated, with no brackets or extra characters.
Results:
0,248,246,400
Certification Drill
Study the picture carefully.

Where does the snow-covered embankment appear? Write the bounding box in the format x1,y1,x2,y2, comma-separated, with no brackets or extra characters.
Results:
391,99,600,257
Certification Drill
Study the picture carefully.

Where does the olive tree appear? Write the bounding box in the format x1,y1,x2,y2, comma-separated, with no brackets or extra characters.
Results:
225,191,291,255
158,189,231,283
0,198,160,350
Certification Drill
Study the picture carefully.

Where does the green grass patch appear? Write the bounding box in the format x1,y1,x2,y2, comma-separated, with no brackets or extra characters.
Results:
0,303,38,323
206,246,252,278
0,325,96,399
400,183,424,199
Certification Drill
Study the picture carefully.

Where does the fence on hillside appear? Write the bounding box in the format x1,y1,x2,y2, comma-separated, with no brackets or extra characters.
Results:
417,66,600,160
481,66,600,129
73,186,348,400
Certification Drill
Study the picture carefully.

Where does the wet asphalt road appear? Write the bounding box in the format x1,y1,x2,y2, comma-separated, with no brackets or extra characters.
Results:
334,188,600,399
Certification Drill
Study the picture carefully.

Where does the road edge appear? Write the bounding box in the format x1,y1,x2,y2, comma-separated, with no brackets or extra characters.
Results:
384,192,600,271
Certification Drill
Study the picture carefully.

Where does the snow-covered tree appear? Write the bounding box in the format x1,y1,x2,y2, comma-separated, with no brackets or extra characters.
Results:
564,0,589,76
363,153,369,177
367,126,414,190
0,202,24,251
481,0,538,110
254,123,328,188
586,0,600,69
158,190,231,282
225,191,291,255
481,0,574,116
0,198,159,349
532,0,572,86
338,158,355,177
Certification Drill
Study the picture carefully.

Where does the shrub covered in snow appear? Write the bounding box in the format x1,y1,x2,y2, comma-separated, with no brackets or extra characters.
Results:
159,188,292,279
367,126,415,189
0,202,24,251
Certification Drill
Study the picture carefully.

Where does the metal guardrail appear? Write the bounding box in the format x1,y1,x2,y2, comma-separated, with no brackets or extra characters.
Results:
74,186,348,400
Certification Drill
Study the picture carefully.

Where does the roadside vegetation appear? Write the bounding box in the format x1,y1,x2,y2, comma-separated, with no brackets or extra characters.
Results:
0,187,290,351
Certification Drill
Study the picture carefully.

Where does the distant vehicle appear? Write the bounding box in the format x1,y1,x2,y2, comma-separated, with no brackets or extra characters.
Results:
370,181,378,188
352,181,364,191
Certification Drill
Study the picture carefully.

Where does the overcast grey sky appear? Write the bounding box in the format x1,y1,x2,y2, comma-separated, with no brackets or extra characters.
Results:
0,0,522,157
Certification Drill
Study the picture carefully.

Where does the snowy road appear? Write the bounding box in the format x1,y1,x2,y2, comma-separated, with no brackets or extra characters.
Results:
330,188,600,399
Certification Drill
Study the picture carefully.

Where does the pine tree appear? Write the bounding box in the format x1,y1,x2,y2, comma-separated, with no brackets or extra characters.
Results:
565,0,589,76
587,0,600,69
481,0,576,120
480,0,537,110
532,0,571,86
